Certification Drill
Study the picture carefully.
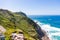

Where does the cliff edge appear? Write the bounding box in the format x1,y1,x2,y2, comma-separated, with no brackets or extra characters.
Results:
0,9,50,40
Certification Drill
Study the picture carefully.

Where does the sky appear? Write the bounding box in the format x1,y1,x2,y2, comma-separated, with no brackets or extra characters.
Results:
0,0,60,15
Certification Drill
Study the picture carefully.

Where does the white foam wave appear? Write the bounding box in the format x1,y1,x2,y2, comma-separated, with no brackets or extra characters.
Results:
34,20,60,40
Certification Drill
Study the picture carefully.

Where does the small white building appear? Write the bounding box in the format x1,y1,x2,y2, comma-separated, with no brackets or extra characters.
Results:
14,34,24,40
11,32,24,40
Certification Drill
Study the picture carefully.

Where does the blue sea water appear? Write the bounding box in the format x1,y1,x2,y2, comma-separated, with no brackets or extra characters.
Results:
28,15,60,40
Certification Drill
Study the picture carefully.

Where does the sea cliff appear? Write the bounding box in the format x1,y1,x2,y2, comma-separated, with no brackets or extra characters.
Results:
0,9,50,40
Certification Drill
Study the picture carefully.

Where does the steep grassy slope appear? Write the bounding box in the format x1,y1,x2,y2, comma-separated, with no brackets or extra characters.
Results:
0,9,48,40
0,9,40,40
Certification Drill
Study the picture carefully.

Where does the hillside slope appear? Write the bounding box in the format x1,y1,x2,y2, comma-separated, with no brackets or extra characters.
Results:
0,9,50,40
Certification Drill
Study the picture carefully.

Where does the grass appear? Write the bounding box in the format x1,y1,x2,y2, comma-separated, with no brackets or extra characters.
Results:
0,9,39,40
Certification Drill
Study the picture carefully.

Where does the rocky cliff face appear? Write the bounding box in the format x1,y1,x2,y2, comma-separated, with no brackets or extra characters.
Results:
0,9,50,40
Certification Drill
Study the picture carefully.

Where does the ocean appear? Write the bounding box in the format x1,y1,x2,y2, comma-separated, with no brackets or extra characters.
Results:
28,15,60,40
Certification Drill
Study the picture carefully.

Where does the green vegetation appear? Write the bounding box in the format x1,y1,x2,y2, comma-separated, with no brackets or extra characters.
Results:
0,9,39,40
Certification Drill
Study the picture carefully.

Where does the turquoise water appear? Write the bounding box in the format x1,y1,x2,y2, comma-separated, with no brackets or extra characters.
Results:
28,15,60,40
52,36,60,40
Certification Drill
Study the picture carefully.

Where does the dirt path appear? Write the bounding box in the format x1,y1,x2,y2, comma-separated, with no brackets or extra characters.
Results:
0,25,6,32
